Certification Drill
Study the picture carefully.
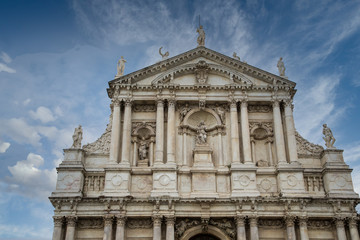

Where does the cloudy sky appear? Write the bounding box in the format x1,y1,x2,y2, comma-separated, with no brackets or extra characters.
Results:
1,0,360,239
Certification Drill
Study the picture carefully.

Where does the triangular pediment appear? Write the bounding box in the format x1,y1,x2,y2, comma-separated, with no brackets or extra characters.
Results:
108,47,295,91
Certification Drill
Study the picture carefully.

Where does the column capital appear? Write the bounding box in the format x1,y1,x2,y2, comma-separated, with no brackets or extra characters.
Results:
157,98,164,107
249,216,258,227
66,216,77,227
228,98,238,109
116,215,127,226
124,98,133,107
235,215,246,226
334,217,345,227
298,216,308,227
283,98,293,109
272,99,281,108
152,215,163,226
104,215,114,226
53,216,64,227
168,99,176,108
165,216,176,226
239,96,248,106
285,215,295,227
112,98,121,107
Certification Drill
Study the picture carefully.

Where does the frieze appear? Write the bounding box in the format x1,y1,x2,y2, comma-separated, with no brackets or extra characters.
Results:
295,131,324,157
307,220,333,229
127,218,153,229
77,218,104,229
133,104,156,112
258,219,284,228
248,105,272,113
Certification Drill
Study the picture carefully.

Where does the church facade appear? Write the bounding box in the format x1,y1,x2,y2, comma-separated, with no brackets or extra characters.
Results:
50,44,360,240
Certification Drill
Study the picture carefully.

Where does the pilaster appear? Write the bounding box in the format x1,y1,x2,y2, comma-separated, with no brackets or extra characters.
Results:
155,99,165,166
335,217,347,240
283,99,299,163
349,217,360,240
153,215,162,240
249,216,259,240
52,216,64,240
103,215,114,240
299,217,309,240
285,215,296,240
235,216,246,240
272,99,287,164
109,99,121,163
120,98,132,166
115,215,126,240
229,100,241,164
240,98,253,164
166,99,176,167
65,216,77,240
166,216,175,240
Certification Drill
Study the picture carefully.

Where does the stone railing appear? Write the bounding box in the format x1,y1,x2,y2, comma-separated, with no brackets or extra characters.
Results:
304,174,325,195
83,173,105,196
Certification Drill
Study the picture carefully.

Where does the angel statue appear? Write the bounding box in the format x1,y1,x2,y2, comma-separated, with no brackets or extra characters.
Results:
116,56,126,77
159,47,169,60
71,125,83,149
322,124,336,149
196,121,207,145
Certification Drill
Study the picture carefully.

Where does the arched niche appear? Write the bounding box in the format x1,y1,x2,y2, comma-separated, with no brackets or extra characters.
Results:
249,122,274,167
180,225,232,240
183,108,222,131
131,122,156,167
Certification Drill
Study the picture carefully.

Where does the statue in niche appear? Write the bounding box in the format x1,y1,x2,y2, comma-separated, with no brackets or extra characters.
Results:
277,57,286,76
180,103,191,122
215,104,225,124
196,121,207,145
116,56,126,77
71,125,83,148
197,25,205,47
159,47,169,60
138,137,149,161
322,124,336,149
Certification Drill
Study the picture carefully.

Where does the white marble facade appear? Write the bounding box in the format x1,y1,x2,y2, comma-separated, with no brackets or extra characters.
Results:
50,47,360,240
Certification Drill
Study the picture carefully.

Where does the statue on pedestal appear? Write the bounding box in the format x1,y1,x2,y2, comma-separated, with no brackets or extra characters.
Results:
277,57,286,76
197,25,205,47
71,125,83,149
233,52,240,61
322,124,336,149
159,47,169,60
116,56,126,77
196,121,207,145
138,137,148,160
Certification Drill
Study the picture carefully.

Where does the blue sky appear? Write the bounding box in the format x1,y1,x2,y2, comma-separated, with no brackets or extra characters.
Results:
0,0,360,239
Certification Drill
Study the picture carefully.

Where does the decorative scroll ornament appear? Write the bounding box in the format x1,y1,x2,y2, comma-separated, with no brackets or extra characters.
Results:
295,131,324,157
194,60,209,84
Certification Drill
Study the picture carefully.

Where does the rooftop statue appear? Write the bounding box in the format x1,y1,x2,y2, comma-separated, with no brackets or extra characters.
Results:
159,47,169,60
116,56,126,77
71,125,82,149
277,57,286,77
233,52,240,61
322,124,336,149
197,25,205,47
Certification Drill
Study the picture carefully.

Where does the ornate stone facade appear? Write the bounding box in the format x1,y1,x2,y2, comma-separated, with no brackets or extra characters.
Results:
50,46,359,240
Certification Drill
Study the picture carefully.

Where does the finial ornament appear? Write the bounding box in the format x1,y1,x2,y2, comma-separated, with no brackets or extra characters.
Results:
71,125,83,149
159,47,169,60
196,25,205,47
277,57,286,77
116,56,126,77
233,52,240,61
322,124,336,149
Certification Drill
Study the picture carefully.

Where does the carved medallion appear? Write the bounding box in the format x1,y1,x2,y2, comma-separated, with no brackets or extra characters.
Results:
238,175,251,187
159,175,171,186
111,174,123,186
136,178,148,190
287,175,298,187
334,176,346,188
260,179,272,191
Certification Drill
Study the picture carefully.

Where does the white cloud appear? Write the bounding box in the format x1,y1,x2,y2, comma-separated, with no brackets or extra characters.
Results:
0,223,51,240
1,51,12,63
6,153,57,201
23,98,31,106
29,106,56,123
344,142,360,163
0,62,16,73
0,141,10,153
0,118,41,147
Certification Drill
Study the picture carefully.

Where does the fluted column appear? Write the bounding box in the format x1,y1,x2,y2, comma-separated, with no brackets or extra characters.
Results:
272,100,287,164
284,99,298,163
299,217,309,240
285,216,296,240
240,99,252,164
249,216,259,240
235,216,246,240
103,215,113,240
349,217,360,240
65,216,77,240
110,99,121,163
153,215,162,240
155,99,164,165
166,216,175,240
121,99,132,165
115,215,126,240
230,100,241,164
52,216,64,240
335,218,347,240
167,99,176,165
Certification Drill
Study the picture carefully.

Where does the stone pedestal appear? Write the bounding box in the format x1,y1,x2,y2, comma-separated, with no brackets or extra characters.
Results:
230,164,259,197
277,164,306,197
190,144,218,198
321,149,359,198
151,166,178,197
103,167,131,197
51,149,85,198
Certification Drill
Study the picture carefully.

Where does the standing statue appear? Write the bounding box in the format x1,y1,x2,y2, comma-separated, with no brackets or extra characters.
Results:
233,52,240,61
71,125,83,149
138,137,148,160
159,47,169,60
180,104,191,122
277,57,286,76
116,56,126,77
196,121,207,145
322,124,336,149
196,25,205,47
215,104,225,124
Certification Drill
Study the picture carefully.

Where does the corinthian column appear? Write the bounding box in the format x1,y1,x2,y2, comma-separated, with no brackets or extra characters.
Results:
109,99,121,163
249,216,259,240
299,217,309,240
235,216,246,240
240,99,252,164
230,100,241,164
285,216,296,240
167,99,176,166
103,215,113,240
120,99,132,166
166,216,175,240
115,215,126,240
153,215,162,240
335,218,347,240
65,216,77,240
155,99,164,165
284,99,298,163
52,216,64,240
272,100,287,164
349,217,360,240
